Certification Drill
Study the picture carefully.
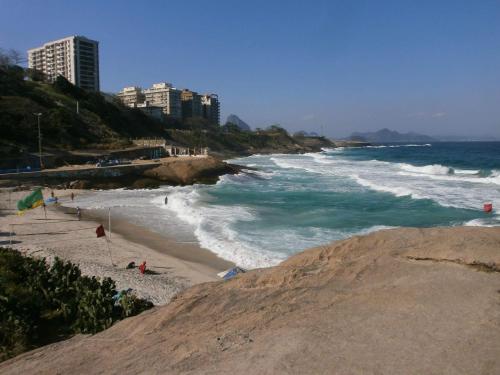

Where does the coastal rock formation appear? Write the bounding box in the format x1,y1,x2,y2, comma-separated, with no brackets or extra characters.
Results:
1,226,499,374
143,156,240,185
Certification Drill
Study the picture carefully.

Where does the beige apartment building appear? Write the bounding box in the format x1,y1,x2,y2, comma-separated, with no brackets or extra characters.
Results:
28,35,100,91
143,83,182,119
117,86,145,107
116,83,219,123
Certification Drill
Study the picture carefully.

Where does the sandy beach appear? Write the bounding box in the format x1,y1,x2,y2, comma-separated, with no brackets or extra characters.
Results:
0,188,233,305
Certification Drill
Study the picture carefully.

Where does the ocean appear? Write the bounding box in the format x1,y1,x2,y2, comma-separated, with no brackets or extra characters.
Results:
64,142,500,269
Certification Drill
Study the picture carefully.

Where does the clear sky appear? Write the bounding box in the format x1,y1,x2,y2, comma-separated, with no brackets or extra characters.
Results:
1,0,499,138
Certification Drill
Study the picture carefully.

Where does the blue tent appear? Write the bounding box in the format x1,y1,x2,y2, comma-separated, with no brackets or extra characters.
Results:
221,267,246,280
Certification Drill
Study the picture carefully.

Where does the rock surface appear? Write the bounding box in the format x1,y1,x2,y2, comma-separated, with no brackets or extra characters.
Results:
143,156,240,185
1,226,499,374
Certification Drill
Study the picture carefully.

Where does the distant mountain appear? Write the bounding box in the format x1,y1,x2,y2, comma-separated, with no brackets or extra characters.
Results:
226,114,251,131
294,130,320,137
350,128,435,143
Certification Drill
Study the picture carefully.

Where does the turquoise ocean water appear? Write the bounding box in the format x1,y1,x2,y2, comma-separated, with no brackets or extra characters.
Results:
65,142,500,269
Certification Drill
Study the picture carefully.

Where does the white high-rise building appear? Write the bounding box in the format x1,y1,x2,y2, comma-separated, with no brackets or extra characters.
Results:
28,36,100,91
117,87,145,107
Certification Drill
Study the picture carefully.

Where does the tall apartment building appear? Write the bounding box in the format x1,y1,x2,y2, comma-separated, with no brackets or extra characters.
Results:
28,36,100,91
117,87,145,107
143,83,182,119
201,94,220,125
181,89,202,118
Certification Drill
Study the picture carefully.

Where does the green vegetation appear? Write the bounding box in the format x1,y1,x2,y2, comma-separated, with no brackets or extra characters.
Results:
0,247,153,361
1,58,333,162
0,64,169,158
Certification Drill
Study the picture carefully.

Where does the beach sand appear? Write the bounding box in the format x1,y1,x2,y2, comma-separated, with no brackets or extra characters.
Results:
0,188,233,305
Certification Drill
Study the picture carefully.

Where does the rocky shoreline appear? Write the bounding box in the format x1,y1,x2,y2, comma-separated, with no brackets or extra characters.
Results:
0,156,242,190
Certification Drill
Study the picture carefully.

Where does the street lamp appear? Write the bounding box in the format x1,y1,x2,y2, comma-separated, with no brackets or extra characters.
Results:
33,112,43,169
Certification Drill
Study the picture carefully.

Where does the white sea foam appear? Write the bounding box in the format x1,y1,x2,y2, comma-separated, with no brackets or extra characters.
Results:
398,163,452,175
464,216,500,227
365,144,431,148
267,152,500,210
350,174,420,198
162,186,284,269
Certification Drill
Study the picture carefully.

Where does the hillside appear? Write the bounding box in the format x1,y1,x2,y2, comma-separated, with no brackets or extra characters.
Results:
350,128,435,143
0,65,335,165
1,226,499,374
0,65,169,159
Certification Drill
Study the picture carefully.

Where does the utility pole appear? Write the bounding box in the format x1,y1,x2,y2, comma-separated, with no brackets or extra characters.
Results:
34,113,43,169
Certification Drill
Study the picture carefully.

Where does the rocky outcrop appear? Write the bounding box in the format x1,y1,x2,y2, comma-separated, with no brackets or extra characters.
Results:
2,226,499,374
143,156,240,185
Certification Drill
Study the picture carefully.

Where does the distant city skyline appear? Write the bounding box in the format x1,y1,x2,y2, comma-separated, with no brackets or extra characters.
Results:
1,0,499,138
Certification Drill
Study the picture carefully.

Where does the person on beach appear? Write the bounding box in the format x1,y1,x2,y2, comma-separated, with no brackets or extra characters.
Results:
71,192,74,201
76,206,81,221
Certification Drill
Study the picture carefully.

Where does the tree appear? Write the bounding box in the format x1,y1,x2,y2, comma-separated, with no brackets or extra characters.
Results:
26,68,47,82
0,48,25,69
53,76,86,99
222,122,241,133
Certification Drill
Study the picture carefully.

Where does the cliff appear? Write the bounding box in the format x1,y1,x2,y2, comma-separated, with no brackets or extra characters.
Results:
2,226,499,374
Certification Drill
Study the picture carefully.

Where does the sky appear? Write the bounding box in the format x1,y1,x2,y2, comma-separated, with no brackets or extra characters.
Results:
1,0,499,138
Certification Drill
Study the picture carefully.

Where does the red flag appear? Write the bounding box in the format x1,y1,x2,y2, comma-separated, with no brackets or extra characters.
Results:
139,261,146,274
96,225,106,238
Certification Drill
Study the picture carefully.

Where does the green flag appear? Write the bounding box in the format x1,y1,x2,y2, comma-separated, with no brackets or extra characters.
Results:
17,188,44,212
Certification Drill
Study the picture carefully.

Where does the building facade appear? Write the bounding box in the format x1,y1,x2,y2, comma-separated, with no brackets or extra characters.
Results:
181,89,203,118
28,36,100,91
143,83,182,119
117,86,145,107
201,94,220,125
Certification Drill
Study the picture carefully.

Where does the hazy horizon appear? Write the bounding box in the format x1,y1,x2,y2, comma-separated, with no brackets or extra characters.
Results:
1,0,499,138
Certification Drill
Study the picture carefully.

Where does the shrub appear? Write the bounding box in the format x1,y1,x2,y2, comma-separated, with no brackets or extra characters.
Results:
0,248,152,361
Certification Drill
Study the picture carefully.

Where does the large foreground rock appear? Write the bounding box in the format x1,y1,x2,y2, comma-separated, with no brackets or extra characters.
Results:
1,227,499,374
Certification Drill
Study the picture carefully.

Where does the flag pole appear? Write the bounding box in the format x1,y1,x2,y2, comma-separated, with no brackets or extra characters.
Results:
108,208,111,241
105,235,114,266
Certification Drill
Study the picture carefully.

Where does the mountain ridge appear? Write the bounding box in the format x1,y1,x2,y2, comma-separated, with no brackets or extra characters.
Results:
350,128,435,142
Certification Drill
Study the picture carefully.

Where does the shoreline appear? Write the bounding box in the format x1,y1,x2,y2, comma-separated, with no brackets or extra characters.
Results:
0,188,234,305
62,205,234,274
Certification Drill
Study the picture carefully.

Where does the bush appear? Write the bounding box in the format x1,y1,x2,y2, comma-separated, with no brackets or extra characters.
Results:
0,248,153,361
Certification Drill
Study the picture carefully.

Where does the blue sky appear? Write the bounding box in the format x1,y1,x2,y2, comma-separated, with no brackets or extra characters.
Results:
1,0,499,138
